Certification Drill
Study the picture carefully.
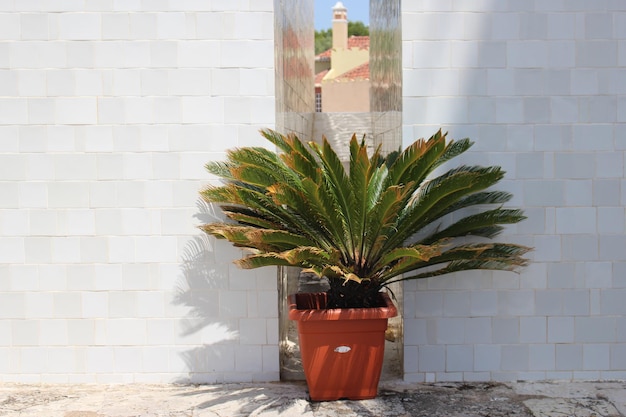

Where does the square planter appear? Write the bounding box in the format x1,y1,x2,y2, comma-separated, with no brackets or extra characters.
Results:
288,291,398,401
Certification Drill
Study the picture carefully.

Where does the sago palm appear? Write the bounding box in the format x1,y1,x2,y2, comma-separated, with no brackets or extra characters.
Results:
200,129,530,308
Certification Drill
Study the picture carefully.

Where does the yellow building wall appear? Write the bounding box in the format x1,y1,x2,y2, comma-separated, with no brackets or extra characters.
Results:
324,48,369,81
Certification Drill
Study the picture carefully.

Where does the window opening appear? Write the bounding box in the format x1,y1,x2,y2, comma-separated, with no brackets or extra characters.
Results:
275,0,402,382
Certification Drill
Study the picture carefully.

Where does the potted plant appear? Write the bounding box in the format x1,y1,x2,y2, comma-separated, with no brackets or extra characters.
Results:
200,129,529,400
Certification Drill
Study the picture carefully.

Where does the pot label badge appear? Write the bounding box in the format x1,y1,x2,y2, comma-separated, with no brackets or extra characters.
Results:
334,346,351,353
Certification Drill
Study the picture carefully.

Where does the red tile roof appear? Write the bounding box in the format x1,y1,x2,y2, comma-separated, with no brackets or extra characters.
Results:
315,62,369,84
317,50,331,59
346,35,369,50
316,35,369,60
315,69,329,85
336,62,369,81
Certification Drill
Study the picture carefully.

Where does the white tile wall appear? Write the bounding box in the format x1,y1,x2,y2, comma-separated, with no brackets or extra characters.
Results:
3,0,625,385
0,3,277,383
403,2,626,382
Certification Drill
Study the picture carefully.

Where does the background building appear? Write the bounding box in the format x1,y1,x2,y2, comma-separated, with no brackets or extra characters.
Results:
315,2,370,112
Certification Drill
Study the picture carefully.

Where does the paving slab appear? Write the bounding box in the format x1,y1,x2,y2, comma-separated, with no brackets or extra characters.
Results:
0,380,624,417
513,381,626,417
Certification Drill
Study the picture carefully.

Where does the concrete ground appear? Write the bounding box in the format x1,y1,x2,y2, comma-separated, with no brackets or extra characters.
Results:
1,380,626,417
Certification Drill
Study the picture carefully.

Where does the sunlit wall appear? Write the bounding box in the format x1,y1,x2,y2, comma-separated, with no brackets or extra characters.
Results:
402,1,626,382
0,2,279,383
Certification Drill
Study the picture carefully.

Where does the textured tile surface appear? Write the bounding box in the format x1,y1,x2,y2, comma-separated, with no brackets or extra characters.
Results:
403,2,626,382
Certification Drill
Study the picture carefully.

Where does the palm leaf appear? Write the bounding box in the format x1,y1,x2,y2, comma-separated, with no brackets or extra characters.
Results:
300,177,352,256
385,243,531,284
387,131,443,187
432,137,473,170
205,161,235,180
383,166,504,252
361,184,411,267
200,184,242,205
349,135,373,266
266,182,337,250
309,137,356,259
423,208,526,243
236,246,333,269
438,191,513,218
220,206,282,230
200,129,530,305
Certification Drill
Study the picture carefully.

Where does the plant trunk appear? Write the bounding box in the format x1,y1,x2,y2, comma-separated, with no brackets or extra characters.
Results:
326,277,382,308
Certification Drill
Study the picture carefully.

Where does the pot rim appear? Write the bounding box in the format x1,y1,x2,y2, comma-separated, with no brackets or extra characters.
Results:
288,291,398,321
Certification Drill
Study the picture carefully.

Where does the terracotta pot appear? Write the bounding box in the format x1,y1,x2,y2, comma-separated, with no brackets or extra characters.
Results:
288,291,398,401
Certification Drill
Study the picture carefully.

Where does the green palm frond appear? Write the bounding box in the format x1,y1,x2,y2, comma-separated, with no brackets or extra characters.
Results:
300,177,351,255
199,128,530,304
423,208,527,243
387,130,443,187
205,161,234,179
309,137,357,259
236,246,336,270
220,205,282,229
382,166,505,252
432,137,473,169
439,191,513,217
385,243,531,284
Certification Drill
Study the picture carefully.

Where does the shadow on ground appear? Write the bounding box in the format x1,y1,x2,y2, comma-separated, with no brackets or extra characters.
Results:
174,381,538,417
1,382,624,417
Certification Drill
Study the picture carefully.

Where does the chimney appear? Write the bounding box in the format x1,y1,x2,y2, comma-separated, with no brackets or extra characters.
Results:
332,1,348,50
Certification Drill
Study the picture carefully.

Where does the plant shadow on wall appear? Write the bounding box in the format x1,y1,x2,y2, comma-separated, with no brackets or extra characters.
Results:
173,199,239,383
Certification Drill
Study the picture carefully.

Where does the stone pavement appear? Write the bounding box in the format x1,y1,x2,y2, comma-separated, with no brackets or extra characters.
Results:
1,380,626,417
